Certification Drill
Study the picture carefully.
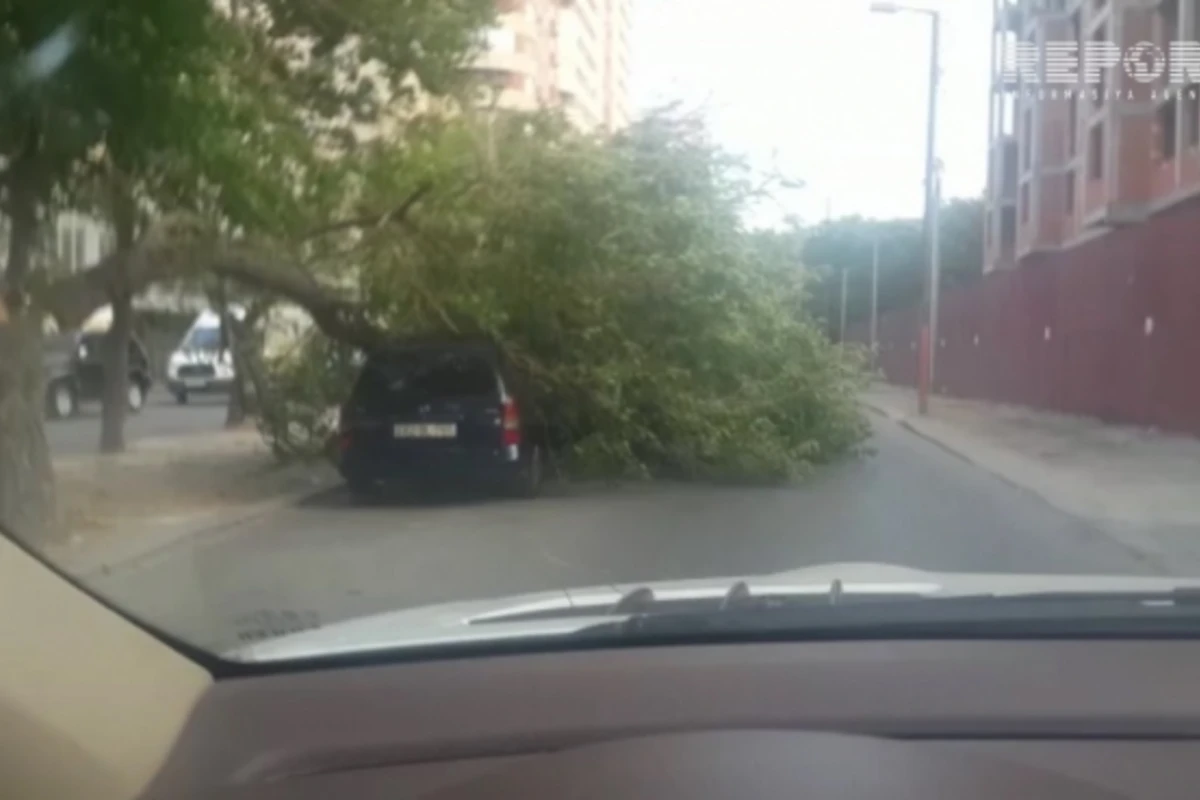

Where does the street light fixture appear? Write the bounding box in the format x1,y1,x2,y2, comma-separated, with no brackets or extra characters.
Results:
870,1,941,416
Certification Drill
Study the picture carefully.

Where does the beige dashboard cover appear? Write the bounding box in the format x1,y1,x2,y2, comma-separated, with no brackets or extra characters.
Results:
0,536,209,800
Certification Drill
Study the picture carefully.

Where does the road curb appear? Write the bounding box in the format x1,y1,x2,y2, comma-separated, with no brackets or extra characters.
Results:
59,477,340,579
860,393,912,424
895,418,979,467
877,406,1174,573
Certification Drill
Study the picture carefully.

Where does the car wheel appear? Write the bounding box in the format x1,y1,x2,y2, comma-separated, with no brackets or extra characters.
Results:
46,381,78,420
174,389,189,405
127,380,146,414
511,445,544,499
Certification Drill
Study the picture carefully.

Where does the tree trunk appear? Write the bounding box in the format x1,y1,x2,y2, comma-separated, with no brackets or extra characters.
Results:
2,151,39,306
0,310,60,545
214,282,247,428
0,163,61,546
225,355,248,427
99,292,132,453
98,185,137,454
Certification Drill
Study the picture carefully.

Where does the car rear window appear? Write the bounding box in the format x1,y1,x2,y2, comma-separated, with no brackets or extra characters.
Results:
76,334,145,364
352,353,498,411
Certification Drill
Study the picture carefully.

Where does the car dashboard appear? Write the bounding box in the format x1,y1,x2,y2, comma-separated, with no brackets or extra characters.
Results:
141,639,1200,799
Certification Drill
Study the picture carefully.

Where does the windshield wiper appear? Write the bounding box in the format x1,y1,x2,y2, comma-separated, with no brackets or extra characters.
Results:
572,588,1200,642
469,582,933,626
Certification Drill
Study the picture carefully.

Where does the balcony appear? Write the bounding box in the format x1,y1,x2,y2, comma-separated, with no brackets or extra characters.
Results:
472,47,535,79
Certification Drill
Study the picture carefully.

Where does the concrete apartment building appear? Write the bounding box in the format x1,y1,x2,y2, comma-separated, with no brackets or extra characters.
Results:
984,0,1200,273
473,0,633,132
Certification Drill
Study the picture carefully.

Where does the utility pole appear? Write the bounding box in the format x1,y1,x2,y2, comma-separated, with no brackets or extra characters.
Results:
918,12,941,414
839,266,849,343
870,235,880,359
930,163,943,390
871,2,940,415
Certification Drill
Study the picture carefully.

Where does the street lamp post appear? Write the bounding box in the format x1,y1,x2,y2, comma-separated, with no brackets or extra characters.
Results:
839,266,849,344
870,1,941,415
870,234,880,360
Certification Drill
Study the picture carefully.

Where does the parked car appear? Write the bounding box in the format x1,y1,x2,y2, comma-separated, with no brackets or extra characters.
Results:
166,309,237,404
43,331,153,420
336,341,544,499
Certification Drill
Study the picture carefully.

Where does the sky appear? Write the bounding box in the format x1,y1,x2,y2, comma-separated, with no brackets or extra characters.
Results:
630,0,993,225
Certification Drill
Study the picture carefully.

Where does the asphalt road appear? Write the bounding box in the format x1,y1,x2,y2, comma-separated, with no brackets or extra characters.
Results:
81,412,1158,655
47,391,228,458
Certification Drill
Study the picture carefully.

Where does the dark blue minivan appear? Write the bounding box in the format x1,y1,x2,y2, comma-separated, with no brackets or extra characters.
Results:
336,342,544,500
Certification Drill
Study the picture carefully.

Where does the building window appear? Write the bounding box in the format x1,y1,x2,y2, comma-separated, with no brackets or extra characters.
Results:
1158,96,1178,159
1089,123,1105,179
1022,108,1033,170
1002,139,1018,197
1065,170,1076,214
1001,92,1015,136
1186,86,1200,148
1159,0,1180,43
1092,22,1108,106
1001,206,1016,250
1067,95,1077,157
1020,182,1030,223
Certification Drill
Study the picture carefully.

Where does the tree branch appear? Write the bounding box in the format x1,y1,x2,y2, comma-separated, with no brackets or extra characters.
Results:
300,181,433,242
210,246,385,350
33,214,213,329
33,214,390,351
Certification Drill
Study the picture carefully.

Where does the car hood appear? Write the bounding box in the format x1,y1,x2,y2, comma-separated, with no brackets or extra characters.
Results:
228,562,1200,663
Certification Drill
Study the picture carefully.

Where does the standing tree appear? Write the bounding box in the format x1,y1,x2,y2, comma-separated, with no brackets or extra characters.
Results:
0,0,212,535
0,0,494,544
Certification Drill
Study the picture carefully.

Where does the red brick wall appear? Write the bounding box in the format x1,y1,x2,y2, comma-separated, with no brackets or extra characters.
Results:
855,200,1200,434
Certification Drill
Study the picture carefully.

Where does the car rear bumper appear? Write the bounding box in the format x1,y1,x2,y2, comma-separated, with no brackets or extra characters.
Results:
168,378,235,395
338,443,525,488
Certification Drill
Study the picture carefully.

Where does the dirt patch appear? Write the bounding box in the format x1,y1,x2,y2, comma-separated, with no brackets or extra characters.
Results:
55,427,336,537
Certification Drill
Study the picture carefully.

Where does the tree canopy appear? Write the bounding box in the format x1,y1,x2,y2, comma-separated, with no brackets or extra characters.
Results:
0,0,870,545
258,110,870,481
801,198,985,336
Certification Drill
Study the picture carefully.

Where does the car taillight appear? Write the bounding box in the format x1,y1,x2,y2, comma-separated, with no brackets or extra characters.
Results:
502,398,521,446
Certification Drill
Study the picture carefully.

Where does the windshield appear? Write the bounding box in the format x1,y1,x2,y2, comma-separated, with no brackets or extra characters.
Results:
5,0,1200,667
183,327,222,351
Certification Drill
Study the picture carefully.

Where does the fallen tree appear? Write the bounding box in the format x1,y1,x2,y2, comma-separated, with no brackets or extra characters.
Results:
252,112,872,482
1,108,868,545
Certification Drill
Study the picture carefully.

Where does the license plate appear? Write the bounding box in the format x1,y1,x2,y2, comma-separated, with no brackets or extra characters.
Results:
394,423,457,439
183,378,206,389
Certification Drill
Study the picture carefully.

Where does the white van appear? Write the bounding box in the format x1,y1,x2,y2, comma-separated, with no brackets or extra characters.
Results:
165,309,240,404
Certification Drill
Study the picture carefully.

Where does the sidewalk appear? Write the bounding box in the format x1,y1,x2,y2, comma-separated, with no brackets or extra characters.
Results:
863,383,1200,573
47,427,338,576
